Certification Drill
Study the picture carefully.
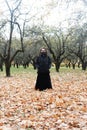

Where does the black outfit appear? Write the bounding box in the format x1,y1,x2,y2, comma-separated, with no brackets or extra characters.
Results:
35,53,52,91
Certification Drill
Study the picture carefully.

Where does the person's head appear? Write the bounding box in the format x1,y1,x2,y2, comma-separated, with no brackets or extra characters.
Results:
40,47,47,56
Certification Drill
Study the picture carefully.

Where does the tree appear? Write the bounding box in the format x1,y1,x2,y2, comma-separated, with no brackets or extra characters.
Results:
0,57,4,71
64,54,78,69
42,27,70,72
0,0,24,77
68,24,87,70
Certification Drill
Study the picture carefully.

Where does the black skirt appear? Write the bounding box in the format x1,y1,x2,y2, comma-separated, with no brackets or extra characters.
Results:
35,72,52,91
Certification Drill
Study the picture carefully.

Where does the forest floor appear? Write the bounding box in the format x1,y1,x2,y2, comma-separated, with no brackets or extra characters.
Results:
0,68,87,130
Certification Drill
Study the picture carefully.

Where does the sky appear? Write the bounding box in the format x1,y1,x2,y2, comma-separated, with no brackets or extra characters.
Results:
0,0,87,28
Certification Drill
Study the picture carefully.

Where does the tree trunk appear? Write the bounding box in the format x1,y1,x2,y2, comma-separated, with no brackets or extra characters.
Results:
32,60,36,69
82,62,86,70
78,62,80,68
16,63,19,68
23,64,26,69
72,63,75,69
1,65,3,71
0,64,3,71
5,62,11,77
55,62,60,72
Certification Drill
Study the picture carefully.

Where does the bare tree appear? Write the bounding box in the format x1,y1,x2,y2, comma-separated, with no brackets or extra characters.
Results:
0,0,24,76
68,24,87,70
42,28,70,72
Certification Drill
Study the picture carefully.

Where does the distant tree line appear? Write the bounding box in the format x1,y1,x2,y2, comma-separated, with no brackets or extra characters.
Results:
0,23,87,74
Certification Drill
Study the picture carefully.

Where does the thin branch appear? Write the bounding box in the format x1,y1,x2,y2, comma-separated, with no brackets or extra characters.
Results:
42,35,56,60
10,49,23,63
5,0,11,13
13,0,22,13
5,0,22,13
14,21,24,51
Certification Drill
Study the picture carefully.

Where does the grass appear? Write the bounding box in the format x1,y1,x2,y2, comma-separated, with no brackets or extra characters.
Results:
0,65,36,76
0,64,86,77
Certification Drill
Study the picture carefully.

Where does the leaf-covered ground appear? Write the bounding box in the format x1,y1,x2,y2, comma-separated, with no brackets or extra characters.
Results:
0,71,87,130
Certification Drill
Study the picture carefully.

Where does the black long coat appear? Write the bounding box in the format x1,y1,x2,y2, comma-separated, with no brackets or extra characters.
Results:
35,53,52,91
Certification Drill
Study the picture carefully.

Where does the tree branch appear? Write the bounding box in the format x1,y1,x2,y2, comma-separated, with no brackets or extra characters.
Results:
14,21,24,51
10,49,23,63
42,35,56,60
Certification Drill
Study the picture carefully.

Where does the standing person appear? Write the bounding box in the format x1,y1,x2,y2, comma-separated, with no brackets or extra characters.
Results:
35,47,52,91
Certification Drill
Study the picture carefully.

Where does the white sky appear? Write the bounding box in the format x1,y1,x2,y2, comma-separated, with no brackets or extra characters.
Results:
0,0,87,28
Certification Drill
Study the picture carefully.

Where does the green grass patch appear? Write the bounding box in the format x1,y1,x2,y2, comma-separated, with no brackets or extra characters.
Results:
0,65,86,77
